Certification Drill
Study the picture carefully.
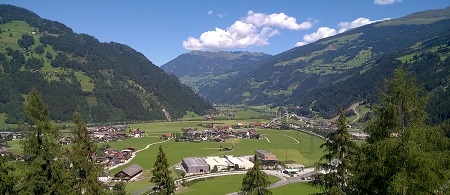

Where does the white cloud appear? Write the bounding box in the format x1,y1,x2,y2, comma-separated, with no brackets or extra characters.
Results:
304,27,337,42
183,21,280,50
296,17,390,47
207,10,213,15
183,10,311,50
244,10,312,30
295,27,336,47
338,17,373,33
217,14,224,18
374,0,403,5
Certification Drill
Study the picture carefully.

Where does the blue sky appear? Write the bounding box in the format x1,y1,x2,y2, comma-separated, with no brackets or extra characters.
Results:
2,0,449,66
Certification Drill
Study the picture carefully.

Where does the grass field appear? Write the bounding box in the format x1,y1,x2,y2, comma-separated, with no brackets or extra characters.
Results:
176,174,281,195
121,121,325,194
0,21,35,51
6,139,21,154
271,182,322,195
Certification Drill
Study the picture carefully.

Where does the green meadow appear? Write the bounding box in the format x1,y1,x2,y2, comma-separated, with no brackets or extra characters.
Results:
177,174,281,195
271,182,322,195
118,120,325,194
4,118,326,194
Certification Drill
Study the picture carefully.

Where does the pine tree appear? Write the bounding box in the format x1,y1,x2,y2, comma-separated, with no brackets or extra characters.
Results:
353,68,450,194
18,88,71,194
150,145,175,194
112,181,126,195
0,156,15,194
70,112,106,194
310,108,358,194
240,154,272,195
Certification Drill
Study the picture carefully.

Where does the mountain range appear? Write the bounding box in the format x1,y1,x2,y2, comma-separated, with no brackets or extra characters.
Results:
161,51,271,93
0,5,213,125
163,7,450,124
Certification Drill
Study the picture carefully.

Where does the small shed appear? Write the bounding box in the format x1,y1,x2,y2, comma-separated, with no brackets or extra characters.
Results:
182,157,209,173
113,164,143,181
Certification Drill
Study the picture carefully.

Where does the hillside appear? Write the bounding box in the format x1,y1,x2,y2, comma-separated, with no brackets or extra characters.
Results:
161,51,271,92
0,5,213,125
198,7,450,124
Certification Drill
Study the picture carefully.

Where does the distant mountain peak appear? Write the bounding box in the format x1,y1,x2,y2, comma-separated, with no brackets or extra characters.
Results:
161,50,272,77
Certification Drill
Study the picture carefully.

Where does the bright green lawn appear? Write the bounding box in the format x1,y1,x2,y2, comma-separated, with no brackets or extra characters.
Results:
6,139,21,154
74,71,95,92
177,174,281,195
271,182,322,195
0,21,35,51
121,121,325,194
181,111,204,120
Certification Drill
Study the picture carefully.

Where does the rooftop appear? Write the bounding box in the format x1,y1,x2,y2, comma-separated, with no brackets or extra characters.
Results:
121,164,142,177
183,157,208,167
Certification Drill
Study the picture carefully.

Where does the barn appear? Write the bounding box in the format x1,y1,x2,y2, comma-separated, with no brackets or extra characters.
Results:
113,164,143,181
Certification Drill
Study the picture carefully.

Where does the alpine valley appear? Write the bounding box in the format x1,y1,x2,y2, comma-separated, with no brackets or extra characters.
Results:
164,7,450,124
0,5,213,124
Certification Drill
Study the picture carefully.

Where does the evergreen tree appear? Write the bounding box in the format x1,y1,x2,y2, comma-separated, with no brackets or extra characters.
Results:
17,88,71,194
310,108,358,194
150,145,175,194
240,154,272,195
70,112,106,194
112,181,126,195
352,68,450,194
0,156,15,194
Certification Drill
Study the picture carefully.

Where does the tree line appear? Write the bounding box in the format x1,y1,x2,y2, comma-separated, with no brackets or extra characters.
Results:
311,68,450,194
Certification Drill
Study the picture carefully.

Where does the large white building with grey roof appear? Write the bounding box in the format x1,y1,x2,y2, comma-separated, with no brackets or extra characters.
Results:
204,156,231,171
225,155,254,170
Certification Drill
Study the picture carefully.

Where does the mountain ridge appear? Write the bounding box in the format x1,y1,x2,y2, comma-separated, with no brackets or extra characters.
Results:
189,6,450,123
0,4,213,125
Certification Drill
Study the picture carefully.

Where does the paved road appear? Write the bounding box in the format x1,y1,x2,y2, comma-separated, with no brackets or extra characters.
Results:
133,168,316,195
108,139,169,171
226,168,316,195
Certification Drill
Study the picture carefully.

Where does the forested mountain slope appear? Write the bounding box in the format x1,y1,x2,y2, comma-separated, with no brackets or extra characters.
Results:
199,7,450,124
161,51,271,93
0,5,213,124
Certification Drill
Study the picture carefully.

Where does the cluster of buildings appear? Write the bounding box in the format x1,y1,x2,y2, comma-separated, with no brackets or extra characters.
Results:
170,123,266,143
59,125,146,146
181,150,278,174
94,147,136,167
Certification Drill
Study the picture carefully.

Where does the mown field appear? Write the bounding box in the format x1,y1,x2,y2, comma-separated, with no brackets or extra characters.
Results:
271,182,322,194
118,120,326,194
177,174,281,195
4,117,326,194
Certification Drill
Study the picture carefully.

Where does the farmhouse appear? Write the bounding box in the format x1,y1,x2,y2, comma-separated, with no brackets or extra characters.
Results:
182,157,209,174
204,156,231,171
225,155,254,170
113,163,142,181
255,150,278,164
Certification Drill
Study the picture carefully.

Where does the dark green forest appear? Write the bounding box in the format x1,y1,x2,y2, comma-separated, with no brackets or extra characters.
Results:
0,5,213,125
